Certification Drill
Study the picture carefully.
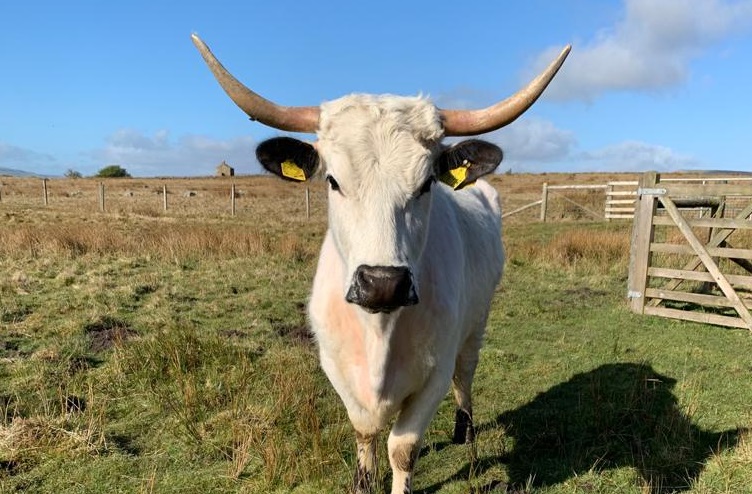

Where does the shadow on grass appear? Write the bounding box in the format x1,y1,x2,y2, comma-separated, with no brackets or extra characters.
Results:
418,363,745,494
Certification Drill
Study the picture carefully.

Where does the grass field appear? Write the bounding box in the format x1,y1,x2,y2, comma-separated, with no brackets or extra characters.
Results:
1,173,751,493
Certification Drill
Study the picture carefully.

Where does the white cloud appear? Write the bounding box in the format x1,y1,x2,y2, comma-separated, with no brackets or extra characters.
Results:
531,0,752,100
446,115,700,173
577,140,700,171
90,129,259,177
436,90,578,173
431,87,499,113
0,141,56,170
482,118,577,171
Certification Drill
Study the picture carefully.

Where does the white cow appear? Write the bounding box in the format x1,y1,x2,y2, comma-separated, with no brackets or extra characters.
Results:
192,34,569,494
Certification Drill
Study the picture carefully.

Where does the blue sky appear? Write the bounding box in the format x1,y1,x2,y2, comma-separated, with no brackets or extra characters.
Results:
1,0,751,177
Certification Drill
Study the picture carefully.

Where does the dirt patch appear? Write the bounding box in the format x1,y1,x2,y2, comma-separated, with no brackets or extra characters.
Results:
0,333,32,359
0,459,21,477
267,302,313,347
66,355,99,376
219,329,250,339
270,319,314,347
217,329,266,360
84,317,137,352
107,433,142,456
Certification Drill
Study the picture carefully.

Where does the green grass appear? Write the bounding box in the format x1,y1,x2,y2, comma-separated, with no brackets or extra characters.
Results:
1,218,751,493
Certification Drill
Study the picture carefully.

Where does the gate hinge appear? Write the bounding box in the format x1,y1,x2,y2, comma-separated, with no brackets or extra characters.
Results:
627,290,642,299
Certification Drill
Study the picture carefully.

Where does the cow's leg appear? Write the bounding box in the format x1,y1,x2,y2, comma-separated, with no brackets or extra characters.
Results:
451,333,483,444
353,430,378,493
317,349,381,492
388,376,450,494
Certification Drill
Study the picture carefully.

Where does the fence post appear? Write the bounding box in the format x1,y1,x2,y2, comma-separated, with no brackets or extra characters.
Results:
163,184,168,212
605,183,613,222
539,182,549,222
305,186,310,220
99,182,105,212
627,171,658,314
42,178,49,206
231,183,236,216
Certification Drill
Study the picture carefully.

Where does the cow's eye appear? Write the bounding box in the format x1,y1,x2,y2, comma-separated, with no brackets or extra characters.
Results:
417,177,435,197
326,174,340,192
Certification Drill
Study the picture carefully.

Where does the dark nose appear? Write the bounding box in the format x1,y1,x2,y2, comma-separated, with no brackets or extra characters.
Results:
346,265,418,313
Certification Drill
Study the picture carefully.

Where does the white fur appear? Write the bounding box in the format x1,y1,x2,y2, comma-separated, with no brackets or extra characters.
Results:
305,94,504,494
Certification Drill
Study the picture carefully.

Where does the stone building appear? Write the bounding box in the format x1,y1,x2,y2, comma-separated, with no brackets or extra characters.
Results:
216,161,234,177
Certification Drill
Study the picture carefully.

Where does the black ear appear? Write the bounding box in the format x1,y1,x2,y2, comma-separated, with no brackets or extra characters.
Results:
435,139,503,190
256,137,320,182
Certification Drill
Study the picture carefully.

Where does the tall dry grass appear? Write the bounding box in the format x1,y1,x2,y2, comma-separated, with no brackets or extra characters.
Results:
510,227,631,271
0,222,317,262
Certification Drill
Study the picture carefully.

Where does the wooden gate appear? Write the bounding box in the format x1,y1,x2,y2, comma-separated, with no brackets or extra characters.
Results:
605,180,638,220
628,172,752,331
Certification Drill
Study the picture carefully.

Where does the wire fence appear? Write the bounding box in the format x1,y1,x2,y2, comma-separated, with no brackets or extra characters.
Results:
0,176,326,222
3,174,750,225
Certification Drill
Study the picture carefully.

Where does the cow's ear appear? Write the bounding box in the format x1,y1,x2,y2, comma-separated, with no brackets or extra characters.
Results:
256,137,320,182
435,139,503,190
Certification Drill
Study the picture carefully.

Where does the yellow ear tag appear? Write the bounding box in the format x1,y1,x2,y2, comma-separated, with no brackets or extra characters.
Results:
439,166,468,190
281,160,307,181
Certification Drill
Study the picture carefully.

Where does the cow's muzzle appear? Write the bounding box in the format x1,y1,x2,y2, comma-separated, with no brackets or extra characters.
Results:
346,265,418,314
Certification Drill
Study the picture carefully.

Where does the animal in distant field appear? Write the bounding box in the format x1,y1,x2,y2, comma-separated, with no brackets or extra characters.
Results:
192,33,570,494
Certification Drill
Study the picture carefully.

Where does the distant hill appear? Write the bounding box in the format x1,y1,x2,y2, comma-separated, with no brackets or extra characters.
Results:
0,167,36,177
676,169,752,176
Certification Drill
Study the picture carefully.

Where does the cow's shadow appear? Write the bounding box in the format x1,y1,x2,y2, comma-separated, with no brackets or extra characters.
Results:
418,363,745,493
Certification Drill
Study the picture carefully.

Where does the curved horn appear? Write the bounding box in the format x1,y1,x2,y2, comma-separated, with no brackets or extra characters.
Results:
441,45,571,136
191,34,320,133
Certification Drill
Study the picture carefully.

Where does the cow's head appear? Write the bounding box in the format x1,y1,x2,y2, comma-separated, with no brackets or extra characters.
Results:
192,35,570,314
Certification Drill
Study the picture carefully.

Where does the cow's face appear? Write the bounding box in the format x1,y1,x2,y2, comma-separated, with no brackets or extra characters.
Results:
257,95,502,314
317,96,442,314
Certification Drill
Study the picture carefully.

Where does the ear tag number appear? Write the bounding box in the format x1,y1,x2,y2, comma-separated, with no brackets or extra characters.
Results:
281,160,307,181
439,165,468,190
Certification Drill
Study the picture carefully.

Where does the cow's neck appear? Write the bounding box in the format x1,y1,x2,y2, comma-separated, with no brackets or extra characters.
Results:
356,309,403,399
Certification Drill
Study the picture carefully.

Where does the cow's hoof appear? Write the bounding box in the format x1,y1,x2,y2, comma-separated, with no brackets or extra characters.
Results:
352,465,374,494
452,408,475,444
